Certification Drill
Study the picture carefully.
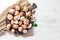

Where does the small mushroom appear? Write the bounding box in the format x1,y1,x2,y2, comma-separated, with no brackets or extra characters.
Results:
23,5,28,12
20,16,25,21
22,25,27,29
11,20,14,25
11,29,15,33
7,14,13,20
14,11,19,15
18,27,23,32
28,23,32,29
26,11,31,16
14,21,18,24
13,24,19,29
14,16,20,20
15,5,20,11
9,9,15,14
24,19,29,25
23,30,27,34
19,12,24,17
6,24,11,30
19,21,22,25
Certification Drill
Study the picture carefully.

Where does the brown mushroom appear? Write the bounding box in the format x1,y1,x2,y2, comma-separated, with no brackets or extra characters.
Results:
11,29,15,33
14,11,19,16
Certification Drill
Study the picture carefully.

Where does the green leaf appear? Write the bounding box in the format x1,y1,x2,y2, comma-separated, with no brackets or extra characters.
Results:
32,23,38,27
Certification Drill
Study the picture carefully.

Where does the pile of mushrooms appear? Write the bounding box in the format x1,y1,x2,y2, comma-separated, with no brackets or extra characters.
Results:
6,3,37,35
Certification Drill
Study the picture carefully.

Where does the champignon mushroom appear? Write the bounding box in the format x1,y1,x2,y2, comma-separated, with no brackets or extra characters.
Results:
15,5,20,11
7,14,13,20
14,21,18,24
14,11,19,16
19,12,24,17
11,20,14,25
19,21,22,25
14,16,20,20
6,24,11,30
22,25,27,29
28,23,32,29
26,11,31,16
11,29,15,33
18,27,23,32
13,24,19,29
9,9,15,14
23,5,28,12
20,16,25,21
23,30,27,34
24,19,29,25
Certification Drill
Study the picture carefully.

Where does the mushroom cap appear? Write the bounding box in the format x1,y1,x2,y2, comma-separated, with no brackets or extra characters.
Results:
14,11,19,16
24,19,29,25
22,25,27,29
13,24,19,29
18,27,23,32
11,29,15,33
15,5,20,11
9,9,15,14
7,14,13,20
6,24,11,30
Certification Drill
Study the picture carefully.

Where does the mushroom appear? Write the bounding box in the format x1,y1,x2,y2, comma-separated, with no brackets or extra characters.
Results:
24,19,29,25
18,27,23,32
23,30,27,34
19,21,22,25
7,14,13,20
14,21,18,24
13,24,19,29
8,9,15,14
19,12,24,17
15,5,20,11
22,25,27,29
28,23,32,29
14,11,19,16
23,5,28,12
14,16,20,20
11,20,14,25
26,11,31,16
20,16,25,21
11,29,15,33
6,24,11,30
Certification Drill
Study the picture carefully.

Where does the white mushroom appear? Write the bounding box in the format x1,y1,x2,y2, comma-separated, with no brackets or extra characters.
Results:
23,5,28,12
9,9,15,14
19,12,24,17
14,11,19,15
26,11,31,16
24,19,29,25
7,14,13,20
18,27,23,32
11,20,14,25
28,23,32,28
14,21,18,24
14,16,20,20
11,29,15,33
23,30,27,34
22,25,27,29
6,24,11,30
15,5,20,10
19,21,22,25
20,16,25,21
13,24,19,29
